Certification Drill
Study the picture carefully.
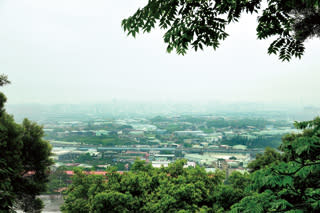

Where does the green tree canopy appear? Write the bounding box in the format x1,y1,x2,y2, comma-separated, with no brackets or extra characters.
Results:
122,0,319,61
247,147,282,172
0,76,53,212
231,117,320,212
61,160,246,213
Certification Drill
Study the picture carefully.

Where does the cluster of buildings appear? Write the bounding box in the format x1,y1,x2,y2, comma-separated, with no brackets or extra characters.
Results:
45,116,298,175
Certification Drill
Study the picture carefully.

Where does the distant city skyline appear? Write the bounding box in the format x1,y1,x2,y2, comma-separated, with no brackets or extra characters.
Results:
6,101,320,124
1,0,320,106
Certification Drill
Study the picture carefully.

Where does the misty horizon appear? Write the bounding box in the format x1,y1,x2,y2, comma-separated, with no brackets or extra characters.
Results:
1,0,320,106
6,101,320,124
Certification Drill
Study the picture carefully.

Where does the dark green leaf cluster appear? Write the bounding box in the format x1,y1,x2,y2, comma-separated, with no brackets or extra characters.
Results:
231,117,320,212
122,0,320,61
0,88,53,212
247,147,282,172
61,159,251,212
0,74,10,87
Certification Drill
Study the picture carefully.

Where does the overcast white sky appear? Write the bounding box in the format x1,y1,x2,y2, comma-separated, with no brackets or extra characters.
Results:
1,0,320,107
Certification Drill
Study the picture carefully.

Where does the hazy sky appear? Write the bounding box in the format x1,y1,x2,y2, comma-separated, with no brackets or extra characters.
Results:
1,0,320,106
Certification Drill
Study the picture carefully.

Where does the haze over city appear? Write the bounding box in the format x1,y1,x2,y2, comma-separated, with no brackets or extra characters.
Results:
1,0,320,108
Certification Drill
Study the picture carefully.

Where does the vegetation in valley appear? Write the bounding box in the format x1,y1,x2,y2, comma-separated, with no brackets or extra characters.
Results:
46,167,71,195
222,135,283,148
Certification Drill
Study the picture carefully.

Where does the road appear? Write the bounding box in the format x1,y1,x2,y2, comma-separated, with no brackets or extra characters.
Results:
50,141,264,155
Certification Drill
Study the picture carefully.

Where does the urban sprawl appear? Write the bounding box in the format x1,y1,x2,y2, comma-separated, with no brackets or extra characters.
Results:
41,114,301,194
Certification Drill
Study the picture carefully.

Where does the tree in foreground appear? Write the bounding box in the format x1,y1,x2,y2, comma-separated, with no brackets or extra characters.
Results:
0,75,53,212
247,146,282,172
231,117,320,212
122,0,319,61
61,159,251,212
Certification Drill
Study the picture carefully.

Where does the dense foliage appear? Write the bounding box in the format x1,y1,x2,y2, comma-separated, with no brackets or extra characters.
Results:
122,0,320,61
232,117,320,212
62,117,320,212
247,146,282,172
0,76,53,212
61,159,250,212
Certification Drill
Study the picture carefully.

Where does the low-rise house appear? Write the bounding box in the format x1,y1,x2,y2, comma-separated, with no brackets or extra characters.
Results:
174,130,204,137
232,145,247,150
95,130,110,136
154,154,175,161
152,161,170,168
220,144,231,149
